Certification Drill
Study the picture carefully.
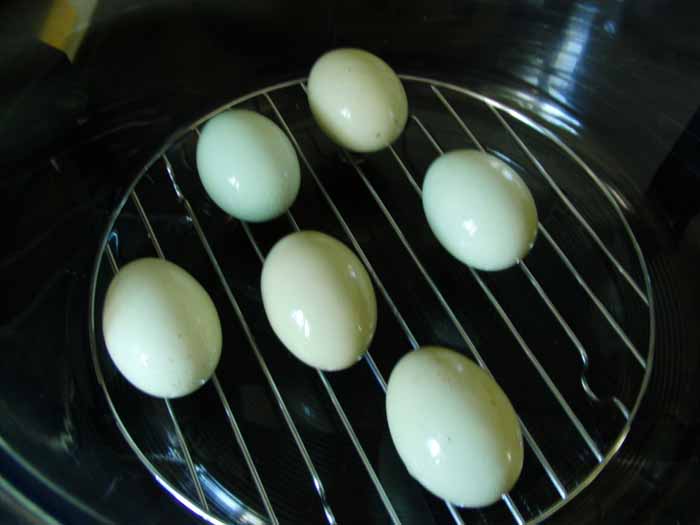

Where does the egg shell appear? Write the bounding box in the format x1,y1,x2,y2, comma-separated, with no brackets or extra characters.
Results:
422,150,538,271
196,109,301,222
102,258,222,398
308,48,408,152
386,346,524,507
260,231,377,371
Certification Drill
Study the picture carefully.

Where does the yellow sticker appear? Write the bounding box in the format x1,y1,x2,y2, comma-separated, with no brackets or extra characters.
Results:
40,0,77,52
40,0,98,60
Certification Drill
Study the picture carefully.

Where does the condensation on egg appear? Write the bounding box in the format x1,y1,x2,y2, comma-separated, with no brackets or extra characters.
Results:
196,109,301,222
422,149,538,271
386,346,524,507
102,258,222,398
307,48,408,153
260,230,377,371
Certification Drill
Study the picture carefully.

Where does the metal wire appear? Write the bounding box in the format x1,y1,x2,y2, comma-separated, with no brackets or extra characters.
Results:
128,190,279,524
266,91,466,522
162,157,338,525
346,143,576,489
401,117,603,460
489,106,648,305
538,225,646,368
240,221,402,525
428,87,647,369
101,241,211,515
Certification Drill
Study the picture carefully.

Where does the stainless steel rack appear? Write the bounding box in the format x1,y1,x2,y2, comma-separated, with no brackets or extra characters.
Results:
89,76,654,525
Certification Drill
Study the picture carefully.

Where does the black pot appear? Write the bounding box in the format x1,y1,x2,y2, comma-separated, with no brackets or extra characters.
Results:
1,1,699,524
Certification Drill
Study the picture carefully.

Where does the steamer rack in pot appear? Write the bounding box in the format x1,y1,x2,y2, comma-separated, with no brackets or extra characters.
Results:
88,76,654,525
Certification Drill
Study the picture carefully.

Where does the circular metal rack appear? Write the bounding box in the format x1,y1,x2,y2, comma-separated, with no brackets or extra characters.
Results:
89,76,655,525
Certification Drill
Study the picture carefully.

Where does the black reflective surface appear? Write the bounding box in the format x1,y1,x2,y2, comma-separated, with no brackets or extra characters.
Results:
1,1,699,524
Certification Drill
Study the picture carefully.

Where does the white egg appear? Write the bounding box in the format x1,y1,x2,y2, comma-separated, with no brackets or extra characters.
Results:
196,109,301,222
308,48,408,153
386,346,524,507
261,231,377,371
422,150,538,271
102,258,222,398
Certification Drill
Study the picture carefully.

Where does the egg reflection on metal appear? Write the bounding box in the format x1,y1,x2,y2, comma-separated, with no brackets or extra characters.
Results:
196,109,301,222
307,48,408,153
386,346,524,507
260,231,377,371
422,150,538,271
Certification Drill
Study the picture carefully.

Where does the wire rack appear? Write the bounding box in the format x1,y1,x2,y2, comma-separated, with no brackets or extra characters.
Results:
89,75,655,525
